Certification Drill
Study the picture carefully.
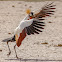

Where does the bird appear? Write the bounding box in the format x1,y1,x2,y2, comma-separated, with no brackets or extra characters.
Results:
2,2,56,59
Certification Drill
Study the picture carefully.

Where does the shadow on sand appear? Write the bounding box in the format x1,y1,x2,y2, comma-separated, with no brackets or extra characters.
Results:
5,58,62,61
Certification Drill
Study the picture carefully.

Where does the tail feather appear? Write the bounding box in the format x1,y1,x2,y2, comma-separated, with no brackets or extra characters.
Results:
2,35,15,42
2,38,12,42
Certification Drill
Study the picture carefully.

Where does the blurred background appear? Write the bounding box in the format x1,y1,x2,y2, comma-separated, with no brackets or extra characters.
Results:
0,0,59,1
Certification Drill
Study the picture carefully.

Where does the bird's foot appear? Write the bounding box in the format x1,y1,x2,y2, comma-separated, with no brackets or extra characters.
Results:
16,56,18,59
16,55,22,59
7,51,11,56
16,55,19,59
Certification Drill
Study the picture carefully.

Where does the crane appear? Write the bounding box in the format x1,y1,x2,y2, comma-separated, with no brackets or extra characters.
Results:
2,2,56,59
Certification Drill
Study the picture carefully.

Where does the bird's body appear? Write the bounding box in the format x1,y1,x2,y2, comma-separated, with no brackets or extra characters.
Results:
15,15,34,47
2,2,56,58
15,17,33,34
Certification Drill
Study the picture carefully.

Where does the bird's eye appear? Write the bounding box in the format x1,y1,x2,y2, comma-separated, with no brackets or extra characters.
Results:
31,12,33,16
29,12,33,16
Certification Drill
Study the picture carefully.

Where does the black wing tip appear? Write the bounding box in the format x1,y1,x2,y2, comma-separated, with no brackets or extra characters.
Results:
47,2,54,6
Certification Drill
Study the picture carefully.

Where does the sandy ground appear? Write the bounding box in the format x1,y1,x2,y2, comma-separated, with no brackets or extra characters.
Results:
0,1,62,62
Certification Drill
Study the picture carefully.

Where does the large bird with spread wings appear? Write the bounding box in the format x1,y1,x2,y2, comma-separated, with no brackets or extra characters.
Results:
2,2,56,58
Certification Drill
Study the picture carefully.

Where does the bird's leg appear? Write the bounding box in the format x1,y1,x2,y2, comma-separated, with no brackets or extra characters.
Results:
14,44,18,59
7,41,11,56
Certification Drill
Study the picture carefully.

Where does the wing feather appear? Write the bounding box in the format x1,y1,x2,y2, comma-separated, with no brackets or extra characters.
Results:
33,27,42,32
25,2,55,35
34,2,56,19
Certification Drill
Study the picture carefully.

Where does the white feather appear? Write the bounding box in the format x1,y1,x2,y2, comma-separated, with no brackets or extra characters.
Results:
14,16,33,36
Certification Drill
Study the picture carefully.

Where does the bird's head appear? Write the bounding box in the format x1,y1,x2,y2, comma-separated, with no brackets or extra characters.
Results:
29,12,33,17
26,9,34,17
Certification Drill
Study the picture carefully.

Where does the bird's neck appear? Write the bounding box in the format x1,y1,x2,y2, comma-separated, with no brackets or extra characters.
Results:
23,15,29,20
23,15,32,20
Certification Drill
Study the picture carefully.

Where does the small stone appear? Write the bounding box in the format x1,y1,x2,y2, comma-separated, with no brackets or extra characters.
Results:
41,42,48,44
8,33,11,34
12,5,15,7
58,44,62,47
54,44,62,47
29,6,32,8
25,4,27,6
0,50,2,52
48,21,52,23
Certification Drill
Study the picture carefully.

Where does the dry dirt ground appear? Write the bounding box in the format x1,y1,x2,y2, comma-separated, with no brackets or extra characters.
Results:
0,1,62,62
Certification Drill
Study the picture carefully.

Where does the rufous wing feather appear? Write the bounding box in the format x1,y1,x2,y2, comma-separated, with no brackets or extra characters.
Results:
16,29,26,47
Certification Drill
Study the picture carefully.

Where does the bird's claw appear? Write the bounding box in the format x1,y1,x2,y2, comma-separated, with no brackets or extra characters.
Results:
7,51,11,56
16,55,22,59
16,55,19,59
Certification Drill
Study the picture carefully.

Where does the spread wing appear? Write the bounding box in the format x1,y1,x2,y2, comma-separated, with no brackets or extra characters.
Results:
34,2,56,19
25,20,45,35
25,2,56,35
